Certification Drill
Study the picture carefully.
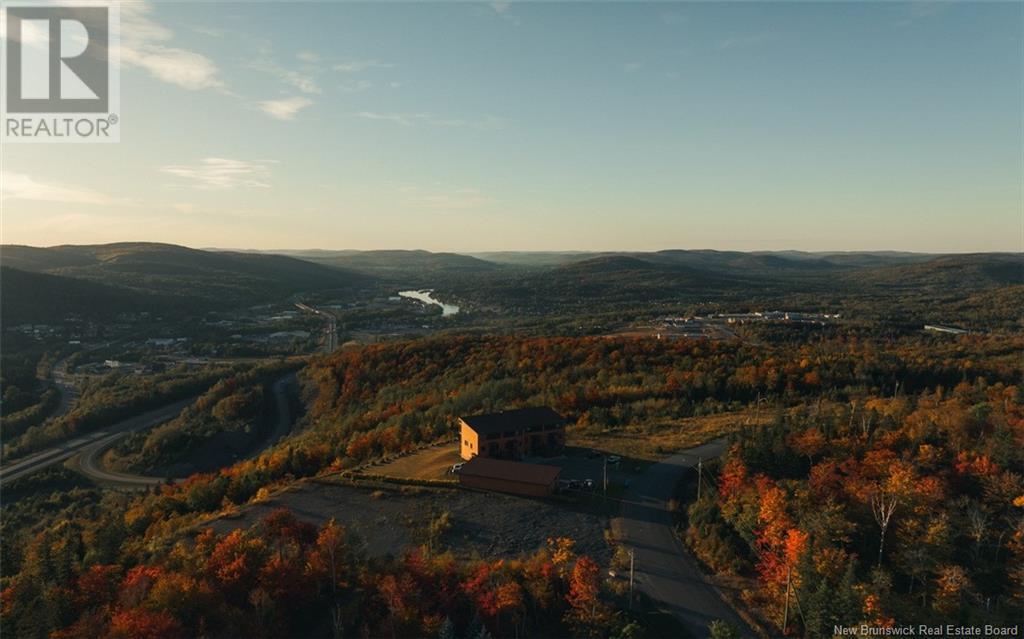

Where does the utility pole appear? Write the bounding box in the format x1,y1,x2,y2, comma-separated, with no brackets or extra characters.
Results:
697,457,703,501
603,456,608,495
628,549,635,611
782,564,792,632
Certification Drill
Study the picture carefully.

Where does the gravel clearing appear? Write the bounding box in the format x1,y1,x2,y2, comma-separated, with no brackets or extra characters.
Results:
206,480,611,563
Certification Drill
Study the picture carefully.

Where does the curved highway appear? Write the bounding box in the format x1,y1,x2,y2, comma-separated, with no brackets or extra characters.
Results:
75,374,298,488
0,397,195,486
47,356,80,423
614,439,754,638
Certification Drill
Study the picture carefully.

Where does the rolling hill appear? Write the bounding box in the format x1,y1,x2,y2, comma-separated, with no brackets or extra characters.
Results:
290,249,502,277
843,253,1024,291
0,266,173,325
0,243,372,311
440,251,1023,317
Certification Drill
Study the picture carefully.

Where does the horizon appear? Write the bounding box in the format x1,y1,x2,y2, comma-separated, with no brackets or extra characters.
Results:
1,240,1019,257
3,1,1022,252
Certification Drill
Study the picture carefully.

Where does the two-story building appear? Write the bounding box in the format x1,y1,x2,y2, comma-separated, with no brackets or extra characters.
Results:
458,407,566,461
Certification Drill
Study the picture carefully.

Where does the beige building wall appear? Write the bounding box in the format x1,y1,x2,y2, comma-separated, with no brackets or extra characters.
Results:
459,419,480,460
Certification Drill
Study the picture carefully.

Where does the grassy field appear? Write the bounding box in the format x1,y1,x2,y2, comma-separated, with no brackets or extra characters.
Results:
568,410,770,461
370,445,463,480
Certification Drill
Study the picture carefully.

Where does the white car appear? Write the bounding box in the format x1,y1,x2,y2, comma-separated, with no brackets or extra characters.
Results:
607,455,622,464
450,462,465,474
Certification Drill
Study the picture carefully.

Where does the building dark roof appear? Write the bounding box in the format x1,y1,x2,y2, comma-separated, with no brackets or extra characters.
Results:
459,457,561,486
459,407,566,436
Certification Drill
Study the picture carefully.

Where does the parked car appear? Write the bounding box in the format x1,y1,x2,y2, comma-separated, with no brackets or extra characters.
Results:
582,479,596,490
606,455,622,465
450,462,465,474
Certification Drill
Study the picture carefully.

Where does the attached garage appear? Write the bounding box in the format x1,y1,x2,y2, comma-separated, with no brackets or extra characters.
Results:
458,457,561,497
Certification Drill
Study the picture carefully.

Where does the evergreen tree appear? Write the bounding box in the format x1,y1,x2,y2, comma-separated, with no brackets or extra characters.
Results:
437,616,456,639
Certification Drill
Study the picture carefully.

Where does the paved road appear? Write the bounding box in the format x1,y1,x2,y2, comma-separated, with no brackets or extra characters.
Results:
47,357,80,423
77,429,169,488
76,374,298,489
295,303,338,353
614,439,754,638
261,373,298,450
0,397,195,487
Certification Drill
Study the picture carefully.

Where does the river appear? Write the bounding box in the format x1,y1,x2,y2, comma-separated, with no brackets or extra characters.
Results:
398,290,460,317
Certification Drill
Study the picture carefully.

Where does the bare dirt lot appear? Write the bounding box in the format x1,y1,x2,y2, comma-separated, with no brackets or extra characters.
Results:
206,480,611,563
370,445,463,480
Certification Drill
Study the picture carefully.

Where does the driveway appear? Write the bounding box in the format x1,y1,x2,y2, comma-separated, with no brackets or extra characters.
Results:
613,439,754,638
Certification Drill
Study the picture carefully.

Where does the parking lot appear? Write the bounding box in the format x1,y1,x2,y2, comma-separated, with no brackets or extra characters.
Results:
523,447,637,493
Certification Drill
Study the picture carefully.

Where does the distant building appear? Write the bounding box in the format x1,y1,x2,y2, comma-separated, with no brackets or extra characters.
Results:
924,324,969,335
458,407,566,461
268,330,311,341
458,456,561,497
146,337,188,347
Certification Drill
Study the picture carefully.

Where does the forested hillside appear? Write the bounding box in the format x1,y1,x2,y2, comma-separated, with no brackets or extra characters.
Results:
0,266,172,325
685,379,1024,635
0,243,371,313
3,331,1021,637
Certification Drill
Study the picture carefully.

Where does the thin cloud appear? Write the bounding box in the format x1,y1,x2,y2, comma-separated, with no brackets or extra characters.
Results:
485,1,524,26
190,25,225,38
354,112,504,130
0,172,128,206
121,2,223,91
487,1,522,26
160,158,275,189
249,59,321,94
297,51,321,63
893,2,954,26
257,96,314,120
429,115,505,130
339,80,373,94
354,111,423,126
333,59,394,73
622,62,643,73
280,70,320,94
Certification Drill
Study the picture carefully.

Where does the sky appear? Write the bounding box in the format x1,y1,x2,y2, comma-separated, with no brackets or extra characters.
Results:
2,1,1022,252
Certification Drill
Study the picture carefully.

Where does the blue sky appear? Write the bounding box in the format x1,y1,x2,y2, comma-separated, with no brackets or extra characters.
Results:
2,1,1021,252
